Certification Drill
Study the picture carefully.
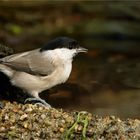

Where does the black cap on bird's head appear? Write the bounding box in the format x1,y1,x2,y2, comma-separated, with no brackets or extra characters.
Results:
40,37,87,53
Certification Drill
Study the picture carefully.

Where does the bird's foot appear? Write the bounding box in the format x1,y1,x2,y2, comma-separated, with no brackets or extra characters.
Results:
0,101,4,109
24,98,51,108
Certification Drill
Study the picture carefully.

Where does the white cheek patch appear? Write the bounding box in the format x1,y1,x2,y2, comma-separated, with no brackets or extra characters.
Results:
42,48,76,62
55,48,76,59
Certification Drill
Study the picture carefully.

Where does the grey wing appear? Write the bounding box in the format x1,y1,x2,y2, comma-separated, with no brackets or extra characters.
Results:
0,49,54,75
0,50,32,73
27,49,55,75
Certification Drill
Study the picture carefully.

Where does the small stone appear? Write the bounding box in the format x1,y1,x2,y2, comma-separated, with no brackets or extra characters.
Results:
0,127,6,132
41,114,46,119
77,125,83,132
65,117,73,123
38,106,44,111
59,127,64,133
63,114,69,119
61,119,65,124
54,113,61,119
110,116,116,120
87,128,94,136
25,107,33,112
10,126,16,130
23,122,28,128
4,114,9,120
20,114,28,120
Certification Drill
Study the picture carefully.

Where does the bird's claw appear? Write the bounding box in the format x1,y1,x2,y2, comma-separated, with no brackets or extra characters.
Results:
24,98,51,108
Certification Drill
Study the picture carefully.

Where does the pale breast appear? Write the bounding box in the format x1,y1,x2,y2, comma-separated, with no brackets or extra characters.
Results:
60,63,72,83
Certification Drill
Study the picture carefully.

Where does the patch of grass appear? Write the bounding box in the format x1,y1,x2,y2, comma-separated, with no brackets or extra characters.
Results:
65,111,89,140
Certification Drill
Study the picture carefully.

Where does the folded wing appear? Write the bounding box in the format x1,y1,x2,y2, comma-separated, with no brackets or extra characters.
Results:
0,49,54,76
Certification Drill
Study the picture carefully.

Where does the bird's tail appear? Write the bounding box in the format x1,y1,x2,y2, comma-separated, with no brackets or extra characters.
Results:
0,64,14,78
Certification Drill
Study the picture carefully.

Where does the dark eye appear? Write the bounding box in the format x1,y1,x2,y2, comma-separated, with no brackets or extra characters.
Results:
69,45,73,49
69,41,78,49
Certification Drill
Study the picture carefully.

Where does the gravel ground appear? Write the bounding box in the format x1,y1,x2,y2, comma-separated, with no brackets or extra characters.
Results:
0,102,139,140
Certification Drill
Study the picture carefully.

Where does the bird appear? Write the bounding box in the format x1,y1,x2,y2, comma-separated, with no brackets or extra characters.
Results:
0,37,88,107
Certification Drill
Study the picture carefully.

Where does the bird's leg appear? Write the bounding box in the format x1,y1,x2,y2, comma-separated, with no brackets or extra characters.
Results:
25,98,51,108
24,92,51,108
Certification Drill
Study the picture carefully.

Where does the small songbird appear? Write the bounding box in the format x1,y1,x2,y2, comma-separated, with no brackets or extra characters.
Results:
0,37,87,107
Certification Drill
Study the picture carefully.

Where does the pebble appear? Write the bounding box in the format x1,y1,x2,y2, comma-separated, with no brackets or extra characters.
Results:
59,127,64,133
20,114,28,120
40,114,46,119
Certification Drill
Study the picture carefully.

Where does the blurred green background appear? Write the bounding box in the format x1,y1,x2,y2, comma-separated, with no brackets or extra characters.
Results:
0,1,140,118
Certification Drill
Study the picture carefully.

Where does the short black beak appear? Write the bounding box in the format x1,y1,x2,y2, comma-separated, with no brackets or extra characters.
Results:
76,47,88,53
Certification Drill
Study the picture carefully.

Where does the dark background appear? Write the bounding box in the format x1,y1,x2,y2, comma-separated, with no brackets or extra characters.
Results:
0,1,140,118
